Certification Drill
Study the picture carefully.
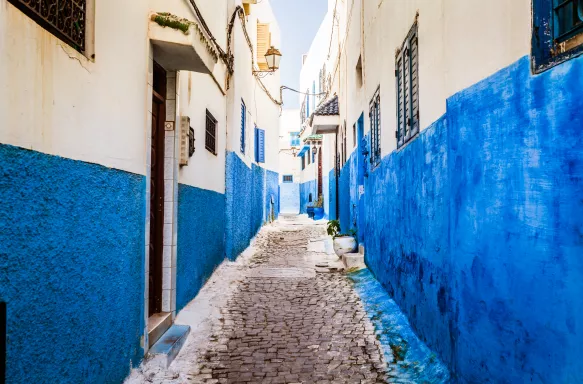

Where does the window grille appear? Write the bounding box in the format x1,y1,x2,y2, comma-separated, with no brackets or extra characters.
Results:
396,22,419,149
283,175,293,183
369,88,381,167
205,110,217,155
241,100,246,154
8,0,86,52
533,0,583,72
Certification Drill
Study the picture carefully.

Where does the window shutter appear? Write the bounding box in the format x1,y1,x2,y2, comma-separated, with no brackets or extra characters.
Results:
241,101,246,153
255,128,265,163
257,23,271,71
410,32,420,137
396,53,405,148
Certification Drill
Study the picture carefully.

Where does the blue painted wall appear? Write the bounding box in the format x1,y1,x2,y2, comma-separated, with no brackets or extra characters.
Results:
299,179,316,214
279,182,300,213
225,152,279,260
327,168,337,220
338,151,359,234
0,144,145,384
176,184,226,311
362,55,583,383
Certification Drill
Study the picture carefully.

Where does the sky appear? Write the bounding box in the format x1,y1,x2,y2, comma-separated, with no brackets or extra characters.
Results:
270,0,328,110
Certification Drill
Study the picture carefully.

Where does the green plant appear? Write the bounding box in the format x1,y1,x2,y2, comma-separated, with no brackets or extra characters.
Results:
327,220,341,238
314,196,324,208
327,220,357,239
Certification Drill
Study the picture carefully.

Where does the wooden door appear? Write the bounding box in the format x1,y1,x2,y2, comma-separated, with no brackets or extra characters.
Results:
149,62,166,316
318,148,323,198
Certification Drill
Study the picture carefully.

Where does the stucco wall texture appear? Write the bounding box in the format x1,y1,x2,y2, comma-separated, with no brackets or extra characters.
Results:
0,144,145,384
225,152,279,260
299,180,316,214
360,56,583,383
176,184,226,312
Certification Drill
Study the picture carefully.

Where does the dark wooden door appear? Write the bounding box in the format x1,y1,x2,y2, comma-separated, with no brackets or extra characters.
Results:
318,148,323,198
149,62,166,317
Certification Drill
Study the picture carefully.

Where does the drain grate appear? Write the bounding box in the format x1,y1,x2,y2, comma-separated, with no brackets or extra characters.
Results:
247,267,316,279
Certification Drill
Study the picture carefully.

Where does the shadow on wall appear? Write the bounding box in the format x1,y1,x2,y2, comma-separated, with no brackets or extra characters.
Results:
362,55,583,383
225,152,279,260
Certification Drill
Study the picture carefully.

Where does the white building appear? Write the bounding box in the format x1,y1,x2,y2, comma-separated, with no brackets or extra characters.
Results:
0,0,281,381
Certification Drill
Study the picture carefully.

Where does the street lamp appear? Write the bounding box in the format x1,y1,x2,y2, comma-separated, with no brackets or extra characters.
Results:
254,46,282,74
264,46,282,71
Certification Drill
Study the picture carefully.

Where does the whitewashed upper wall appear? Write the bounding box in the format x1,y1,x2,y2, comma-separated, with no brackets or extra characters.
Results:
279,110,301,180
0,0,150,175
177,71,227,194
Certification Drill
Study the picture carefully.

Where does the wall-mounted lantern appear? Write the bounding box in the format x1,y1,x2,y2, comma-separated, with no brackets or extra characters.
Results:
254,46,282,74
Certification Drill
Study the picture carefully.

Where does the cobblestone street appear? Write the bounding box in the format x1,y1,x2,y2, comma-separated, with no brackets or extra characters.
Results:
127,216,448,384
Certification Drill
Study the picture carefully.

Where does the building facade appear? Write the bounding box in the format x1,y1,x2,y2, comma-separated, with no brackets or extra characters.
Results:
0,0,280,382
278,109,301,214
303,0,583,382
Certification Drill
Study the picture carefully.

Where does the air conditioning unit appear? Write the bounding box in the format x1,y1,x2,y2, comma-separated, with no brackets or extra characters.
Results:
179,116,194,166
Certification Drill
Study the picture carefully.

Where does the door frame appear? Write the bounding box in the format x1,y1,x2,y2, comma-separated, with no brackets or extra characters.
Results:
143,51,180,352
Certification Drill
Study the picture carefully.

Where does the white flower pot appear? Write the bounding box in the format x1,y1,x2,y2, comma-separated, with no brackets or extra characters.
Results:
333,236,357,257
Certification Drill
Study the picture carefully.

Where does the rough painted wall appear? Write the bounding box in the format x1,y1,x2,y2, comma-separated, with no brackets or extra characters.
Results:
225,152,279,260
363,55,583,383
446,56,583,383
364,117,452,375
299,179,316,214
338,151,359,234
279,182,300,213
0,144,145,384
327,169,337,220
176,184,226,311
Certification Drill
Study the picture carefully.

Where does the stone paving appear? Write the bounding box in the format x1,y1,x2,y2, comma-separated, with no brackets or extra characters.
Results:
196,222,388,383
126,216,412,384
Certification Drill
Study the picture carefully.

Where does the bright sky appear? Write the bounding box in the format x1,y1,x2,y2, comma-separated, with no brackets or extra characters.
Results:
271,0,328,110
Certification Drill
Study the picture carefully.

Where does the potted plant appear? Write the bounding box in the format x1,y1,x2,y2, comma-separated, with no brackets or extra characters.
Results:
313,196,324,220
327,220,357,257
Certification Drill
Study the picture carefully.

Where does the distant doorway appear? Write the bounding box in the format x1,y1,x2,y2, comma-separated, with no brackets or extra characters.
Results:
149,61,166,317
356,113,366,244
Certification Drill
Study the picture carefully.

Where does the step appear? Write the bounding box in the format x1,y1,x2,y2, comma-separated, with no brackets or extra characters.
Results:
148,312,173,348
148,324,191,368
342,253,366,270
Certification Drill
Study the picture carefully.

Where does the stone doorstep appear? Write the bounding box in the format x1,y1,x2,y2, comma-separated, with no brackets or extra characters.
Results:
147,312,173,348
342,253,366,270
148,324,191,369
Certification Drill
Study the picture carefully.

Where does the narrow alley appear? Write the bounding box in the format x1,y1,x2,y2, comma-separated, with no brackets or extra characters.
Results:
127,217,449,384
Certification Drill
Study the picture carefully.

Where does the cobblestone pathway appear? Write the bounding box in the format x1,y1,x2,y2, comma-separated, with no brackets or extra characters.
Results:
197,223,387,383
127,217,448,384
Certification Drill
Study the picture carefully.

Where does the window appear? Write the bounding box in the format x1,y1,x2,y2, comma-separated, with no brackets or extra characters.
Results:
283,175,293,183
356,55,364,88
8,0,87,52
301,155,305,170
396,22,419,149
205,110,217,155
308,150,311,165
241,100,246,153
257,22,271,71
353,123,357,148
255,126,265,163
290,132,300,147
369,88,381,167
533,0,583,72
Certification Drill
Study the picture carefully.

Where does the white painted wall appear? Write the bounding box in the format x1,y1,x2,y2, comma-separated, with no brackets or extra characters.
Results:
225,0,282,173
0,0,151,175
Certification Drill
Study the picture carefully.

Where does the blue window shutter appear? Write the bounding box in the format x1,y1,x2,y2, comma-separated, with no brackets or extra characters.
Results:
241,101,246,153
258,128,265,163
254,126,259,162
